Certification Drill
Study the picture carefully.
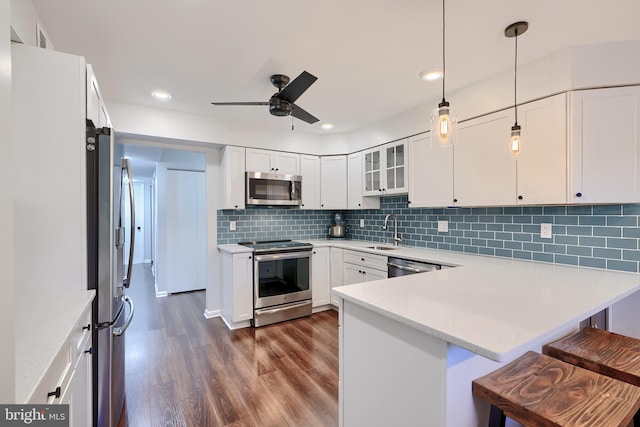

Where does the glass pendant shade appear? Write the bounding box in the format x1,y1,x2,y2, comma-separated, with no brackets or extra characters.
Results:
510,123,521,157
431,100,456,146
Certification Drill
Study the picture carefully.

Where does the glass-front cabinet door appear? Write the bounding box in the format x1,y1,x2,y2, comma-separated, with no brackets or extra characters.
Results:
386,143,405,192
363,150,381,195
362,140,408,196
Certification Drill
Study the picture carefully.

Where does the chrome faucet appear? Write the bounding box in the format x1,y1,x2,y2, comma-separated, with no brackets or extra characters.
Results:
382,213,402,246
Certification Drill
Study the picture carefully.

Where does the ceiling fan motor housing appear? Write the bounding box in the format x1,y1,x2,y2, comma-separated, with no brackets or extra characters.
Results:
269,95,292,116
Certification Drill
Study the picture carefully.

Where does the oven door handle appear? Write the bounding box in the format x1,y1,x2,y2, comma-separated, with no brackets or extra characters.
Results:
254,251,312,262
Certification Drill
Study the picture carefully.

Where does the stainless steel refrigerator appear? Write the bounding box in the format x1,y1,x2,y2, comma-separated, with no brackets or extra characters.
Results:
86,123,135,427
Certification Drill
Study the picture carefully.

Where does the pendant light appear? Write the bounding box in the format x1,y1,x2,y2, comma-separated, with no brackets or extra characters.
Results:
505,21,528,158
430,0,456,146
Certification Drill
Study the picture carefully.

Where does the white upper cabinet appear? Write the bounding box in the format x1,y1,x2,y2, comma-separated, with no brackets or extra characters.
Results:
300,154,321,210
220,146,246,210
454,109,516,207
246,148,301,175
516,93,567,205
86,64,111,128
362,140,408,196
408,133,454,208
320,155,348,209
569,86,640,204
348,152,380,210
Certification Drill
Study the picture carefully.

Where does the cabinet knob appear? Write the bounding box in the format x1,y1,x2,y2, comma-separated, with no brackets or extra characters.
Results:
84,347,93,355
453,198,458,203
313,251,316,254
47,386,61,399
518,195,523,200
275,168,279,171
576,192,583,198
408,200,411,204
234,205,238,208
82,323,91,331
378,188,382,192
358,203,361,206
248,256,252,259
361,258,365,261
301,204,305,207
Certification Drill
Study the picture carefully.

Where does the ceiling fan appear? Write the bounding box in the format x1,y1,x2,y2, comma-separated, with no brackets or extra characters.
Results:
211,71,319,124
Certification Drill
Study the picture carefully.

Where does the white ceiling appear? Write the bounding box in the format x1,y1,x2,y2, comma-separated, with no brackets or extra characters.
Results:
33,0,640,136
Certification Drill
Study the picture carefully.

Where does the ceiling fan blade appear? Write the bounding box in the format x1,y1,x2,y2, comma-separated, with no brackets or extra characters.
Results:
210,101,269,106
291,104,319,124
276,71,318,103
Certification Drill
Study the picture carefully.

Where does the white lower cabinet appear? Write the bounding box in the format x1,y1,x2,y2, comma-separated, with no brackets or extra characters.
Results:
29,304,92,427
221,251,254,328
330,247,344,306
312,247,331,308
342,250,387,285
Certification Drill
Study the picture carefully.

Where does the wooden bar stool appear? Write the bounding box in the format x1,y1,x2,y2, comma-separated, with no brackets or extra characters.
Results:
544,327,640,386
472,351,640,427
545,327,640,426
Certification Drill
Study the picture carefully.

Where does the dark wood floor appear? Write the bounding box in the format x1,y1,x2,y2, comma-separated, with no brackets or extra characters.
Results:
117,264,339,427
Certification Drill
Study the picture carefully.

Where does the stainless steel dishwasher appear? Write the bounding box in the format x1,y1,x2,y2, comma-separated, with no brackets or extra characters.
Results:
387,257,441,277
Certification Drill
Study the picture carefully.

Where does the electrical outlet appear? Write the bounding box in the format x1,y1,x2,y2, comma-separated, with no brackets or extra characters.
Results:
360,219,365,228
438,220,449,232
230,221,236,231
540,223,552,239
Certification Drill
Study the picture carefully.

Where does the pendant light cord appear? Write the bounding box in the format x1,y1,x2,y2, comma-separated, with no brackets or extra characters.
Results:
514,27,518,124
442,0,446,102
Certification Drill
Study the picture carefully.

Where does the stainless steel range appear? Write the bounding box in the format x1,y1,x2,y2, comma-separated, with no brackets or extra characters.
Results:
239,240,313,327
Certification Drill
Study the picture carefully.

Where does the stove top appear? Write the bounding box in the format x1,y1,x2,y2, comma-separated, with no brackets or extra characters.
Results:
238,239,313,253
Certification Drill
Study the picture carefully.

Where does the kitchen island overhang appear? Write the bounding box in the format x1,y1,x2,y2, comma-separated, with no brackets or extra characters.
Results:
333,254,640,427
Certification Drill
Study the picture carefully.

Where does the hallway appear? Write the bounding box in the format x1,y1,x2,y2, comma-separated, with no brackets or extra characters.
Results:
117,264,339,426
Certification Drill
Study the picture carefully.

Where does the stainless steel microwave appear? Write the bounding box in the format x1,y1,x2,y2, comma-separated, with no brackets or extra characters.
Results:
246,171,302,206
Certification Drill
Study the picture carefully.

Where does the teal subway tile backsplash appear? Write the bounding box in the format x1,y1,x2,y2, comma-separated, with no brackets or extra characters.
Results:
216,195,640,273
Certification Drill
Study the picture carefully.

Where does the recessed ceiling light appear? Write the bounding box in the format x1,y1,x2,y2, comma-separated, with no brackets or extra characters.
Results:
320,123,334,130
419,69,443,82
152,90,172,101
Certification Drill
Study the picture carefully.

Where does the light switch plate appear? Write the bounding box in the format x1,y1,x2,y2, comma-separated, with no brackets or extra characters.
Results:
230,221,237,231
540,223,552,239
360,219,365,228
437,220,449,233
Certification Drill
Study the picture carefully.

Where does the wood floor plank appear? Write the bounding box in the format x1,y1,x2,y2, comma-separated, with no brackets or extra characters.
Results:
118,264,339,427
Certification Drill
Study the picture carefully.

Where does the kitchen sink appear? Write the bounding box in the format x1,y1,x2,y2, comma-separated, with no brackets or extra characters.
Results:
366,246,398,251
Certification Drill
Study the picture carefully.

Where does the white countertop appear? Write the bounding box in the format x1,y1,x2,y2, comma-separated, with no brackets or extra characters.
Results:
15,290,95,403
219,239,640,362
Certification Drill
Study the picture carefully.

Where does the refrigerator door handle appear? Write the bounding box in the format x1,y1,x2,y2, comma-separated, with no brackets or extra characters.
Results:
113,295,134,336
121,158,135,288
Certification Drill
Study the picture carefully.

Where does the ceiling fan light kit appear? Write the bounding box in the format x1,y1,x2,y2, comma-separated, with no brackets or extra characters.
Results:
211,71,320,124
505,21,528,158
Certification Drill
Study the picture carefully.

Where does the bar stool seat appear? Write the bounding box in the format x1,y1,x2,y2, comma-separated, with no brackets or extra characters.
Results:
472,351,640,427
544,327,640,387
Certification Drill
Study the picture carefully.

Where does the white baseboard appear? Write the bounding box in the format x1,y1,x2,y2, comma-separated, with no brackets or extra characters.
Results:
154,280,168,298
220,314,251,330
203,309,220,319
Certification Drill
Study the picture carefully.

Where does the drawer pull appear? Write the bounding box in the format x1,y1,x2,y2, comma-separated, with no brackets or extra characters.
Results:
47,386,61,399
82,323,91,331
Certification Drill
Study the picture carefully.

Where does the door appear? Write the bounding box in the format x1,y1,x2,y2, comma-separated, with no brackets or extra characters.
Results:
165,170,207,293
125,183,145,264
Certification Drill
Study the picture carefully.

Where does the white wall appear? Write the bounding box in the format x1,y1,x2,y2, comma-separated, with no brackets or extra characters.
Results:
1,0,15,403
341,41,640,153
205,149,221,317
109,101,324,155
